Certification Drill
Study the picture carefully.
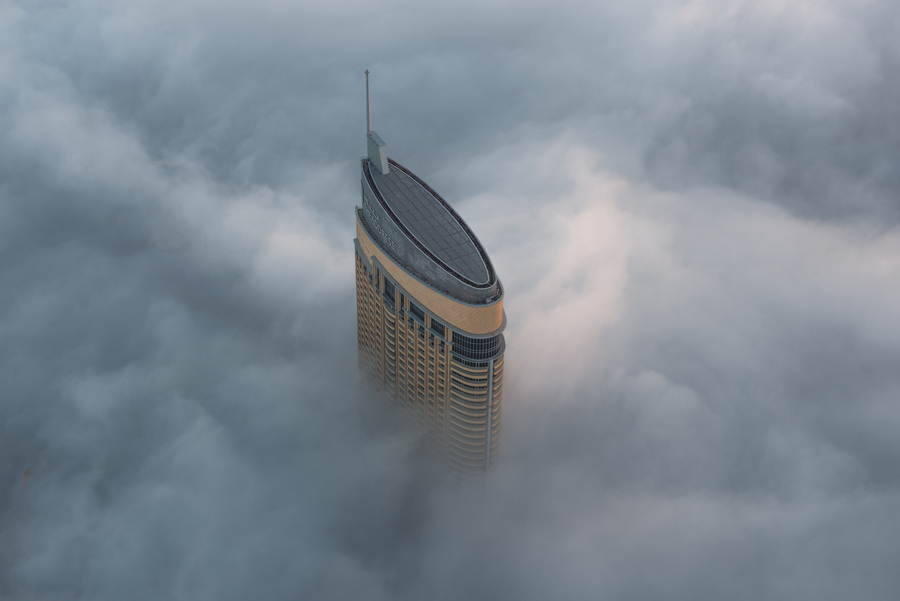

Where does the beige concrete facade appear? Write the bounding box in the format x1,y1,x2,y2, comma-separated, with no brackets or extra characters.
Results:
356,219,503,336
355,249,503,475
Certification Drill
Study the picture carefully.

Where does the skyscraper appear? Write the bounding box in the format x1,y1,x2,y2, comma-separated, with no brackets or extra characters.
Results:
354,127,506,476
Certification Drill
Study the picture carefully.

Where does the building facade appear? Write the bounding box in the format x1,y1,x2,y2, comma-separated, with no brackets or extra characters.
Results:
355,130,506,476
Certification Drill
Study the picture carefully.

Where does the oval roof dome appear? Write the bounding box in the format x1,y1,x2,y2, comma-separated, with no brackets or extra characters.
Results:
366,159,492,286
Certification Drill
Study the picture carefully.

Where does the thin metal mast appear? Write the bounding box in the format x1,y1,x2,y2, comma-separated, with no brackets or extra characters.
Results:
365,69,370,132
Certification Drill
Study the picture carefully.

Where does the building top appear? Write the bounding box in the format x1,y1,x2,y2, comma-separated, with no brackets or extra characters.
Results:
366,159,491,286
359,130,501,305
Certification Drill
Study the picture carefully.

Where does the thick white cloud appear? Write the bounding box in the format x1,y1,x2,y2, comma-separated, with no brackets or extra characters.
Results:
3,0,900,599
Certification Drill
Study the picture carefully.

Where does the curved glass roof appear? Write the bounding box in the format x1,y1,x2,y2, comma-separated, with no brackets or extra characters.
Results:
368,161,491,285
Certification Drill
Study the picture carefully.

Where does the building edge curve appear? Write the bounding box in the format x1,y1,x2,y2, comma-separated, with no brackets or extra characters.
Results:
360,157,502,305
356,209,505,336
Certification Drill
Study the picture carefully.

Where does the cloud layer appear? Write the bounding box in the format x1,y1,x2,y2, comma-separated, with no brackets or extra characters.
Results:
3,0,900,599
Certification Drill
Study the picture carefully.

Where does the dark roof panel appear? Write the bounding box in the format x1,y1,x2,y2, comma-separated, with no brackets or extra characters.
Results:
368,161,491,285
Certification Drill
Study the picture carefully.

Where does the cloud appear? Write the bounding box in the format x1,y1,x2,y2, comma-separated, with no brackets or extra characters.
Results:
2,0,900,599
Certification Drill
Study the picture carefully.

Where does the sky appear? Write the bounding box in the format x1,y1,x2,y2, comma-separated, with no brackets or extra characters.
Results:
2,0,900,599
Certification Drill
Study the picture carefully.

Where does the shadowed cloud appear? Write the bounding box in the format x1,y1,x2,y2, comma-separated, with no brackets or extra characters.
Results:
2,0,900,599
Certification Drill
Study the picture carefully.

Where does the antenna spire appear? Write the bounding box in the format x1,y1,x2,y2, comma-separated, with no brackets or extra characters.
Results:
365,69,370,133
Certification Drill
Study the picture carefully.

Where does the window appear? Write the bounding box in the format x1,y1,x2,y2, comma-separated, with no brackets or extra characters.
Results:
383,278,396,307
454,357,490,369
451,333,503,361
430,319,445,337
409,302,425,322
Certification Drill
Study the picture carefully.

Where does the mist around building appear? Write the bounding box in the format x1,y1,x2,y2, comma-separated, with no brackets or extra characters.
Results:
3,1,900,600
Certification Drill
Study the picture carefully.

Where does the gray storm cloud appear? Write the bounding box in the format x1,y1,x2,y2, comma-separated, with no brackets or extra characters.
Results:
2,0,900,599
